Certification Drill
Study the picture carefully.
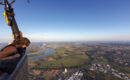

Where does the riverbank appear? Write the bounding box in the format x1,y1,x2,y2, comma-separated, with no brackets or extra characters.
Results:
28,46,55,61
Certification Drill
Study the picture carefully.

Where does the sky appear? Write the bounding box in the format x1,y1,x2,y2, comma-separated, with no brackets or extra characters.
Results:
0,0,130,42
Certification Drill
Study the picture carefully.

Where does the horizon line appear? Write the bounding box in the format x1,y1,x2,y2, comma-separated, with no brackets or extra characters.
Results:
1,40,130,44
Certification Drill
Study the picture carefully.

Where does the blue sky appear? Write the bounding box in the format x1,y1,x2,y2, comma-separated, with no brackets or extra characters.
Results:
0,0,130,42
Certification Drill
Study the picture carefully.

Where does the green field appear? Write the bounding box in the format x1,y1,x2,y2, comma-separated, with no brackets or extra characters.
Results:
30,46,90,68
37,54,89,68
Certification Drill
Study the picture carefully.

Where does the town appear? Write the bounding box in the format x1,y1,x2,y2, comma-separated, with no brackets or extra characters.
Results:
27,42,130,80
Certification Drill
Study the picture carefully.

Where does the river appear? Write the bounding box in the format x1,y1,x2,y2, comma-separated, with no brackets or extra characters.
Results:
28,46,55,61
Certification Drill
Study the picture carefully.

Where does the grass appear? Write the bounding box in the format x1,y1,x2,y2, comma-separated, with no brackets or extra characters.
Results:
38,54,89,68
30,46,90,68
